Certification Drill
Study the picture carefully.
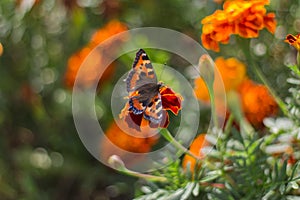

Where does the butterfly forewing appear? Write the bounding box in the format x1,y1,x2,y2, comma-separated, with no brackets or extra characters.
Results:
126,49,158,94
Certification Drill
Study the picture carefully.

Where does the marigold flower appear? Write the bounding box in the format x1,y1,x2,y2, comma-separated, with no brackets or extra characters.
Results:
103,120,159,153
194,57,246,101
182,134,210,173
201,0,276,51
90,20,127,48
64,46,115,88
120,86,183,131
0,42,3,56
285,33,300,51
100,120,159,165
64,20,127,88
238,78,278,128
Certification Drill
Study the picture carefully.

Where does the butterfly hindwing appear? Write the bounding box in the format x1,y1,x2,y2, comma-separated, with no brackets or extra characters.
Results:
129,98,145,115
126,49,158,93
144,93,163,124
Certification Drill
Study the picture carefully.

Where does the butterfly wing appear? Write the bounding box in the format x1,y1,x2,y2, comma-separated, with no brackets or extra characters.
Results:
126,49,157,94
128,94,146,115
143,93,163,124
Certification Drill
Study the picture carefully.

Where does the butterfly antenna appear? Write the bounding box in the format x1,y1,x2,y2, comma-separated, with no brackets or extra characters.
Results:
158,62,167,82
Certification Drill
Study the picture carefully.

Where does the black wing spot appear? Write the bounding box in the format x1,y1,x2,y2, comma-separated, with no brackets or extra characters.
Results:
145,63,152,69
148,71,154,75
148,102,153,107
142,55,149,60
140,72,146,77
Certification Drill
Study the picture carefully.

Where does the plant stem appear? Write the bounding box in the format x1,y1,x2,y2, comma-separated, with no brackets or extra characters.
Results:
160,129,200,160
238,37,288,116
224,113,234,137
251,62,289,116
124,169,168,182
108,155,168,182
207,84,219,129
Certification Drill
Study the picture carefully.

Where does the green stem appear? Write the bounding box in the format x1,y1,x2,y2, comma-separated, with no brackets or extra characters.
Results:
207,84,219,129
238,37,288,116
108,155,167,182
160,129,200,160
251,63,289,116
224,113,234,138
123,169,168,182
297,51,300,68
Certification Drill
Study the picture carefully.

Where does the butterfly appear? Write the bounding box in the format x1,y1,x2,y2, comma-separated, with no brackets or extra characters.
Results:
120,49,182,130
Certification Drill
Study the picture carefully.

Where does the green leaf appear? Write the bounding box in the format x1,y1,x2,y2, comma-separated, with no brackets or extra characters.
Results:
279,184,286,195
199,171,221,183
279,160,288,181
192,182,200,197
287,65,300,77
290,181,299,190
181,182,196,200
165,188,184,200
289,161,300,181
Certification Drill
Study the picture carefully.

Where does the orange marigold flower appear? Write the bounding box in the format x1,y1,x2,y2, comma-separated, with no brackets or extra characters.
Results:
182,134,210,173
238,78,278,128
201,0,276,51
104,120,159,153
64,20,127,88
64,46,116,88
100,120,159,165
194,57,246,101
285,33,300,51
90,20,127,48
0,42,3,56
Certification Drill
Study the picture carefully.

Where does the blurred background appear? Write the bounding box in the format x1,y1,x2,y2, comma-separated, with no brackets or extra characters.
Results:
0,0,299,199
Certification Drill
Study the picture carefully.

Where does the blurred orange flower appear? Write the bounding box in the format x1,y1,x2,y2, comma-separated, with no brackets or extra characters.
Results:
64,20,127,89
194,57,277,128
194,57,246,101
90,20,127,47
201,0,276,51
0,42,3,56
238,78,278,128
182,134,210,173
285,33,300,51
64,46,116,88
100,120,159,165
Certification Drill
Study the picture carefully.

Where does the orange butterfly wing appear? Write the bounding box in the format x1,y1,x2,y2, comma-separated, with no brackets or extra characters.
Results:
126,49,157,94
